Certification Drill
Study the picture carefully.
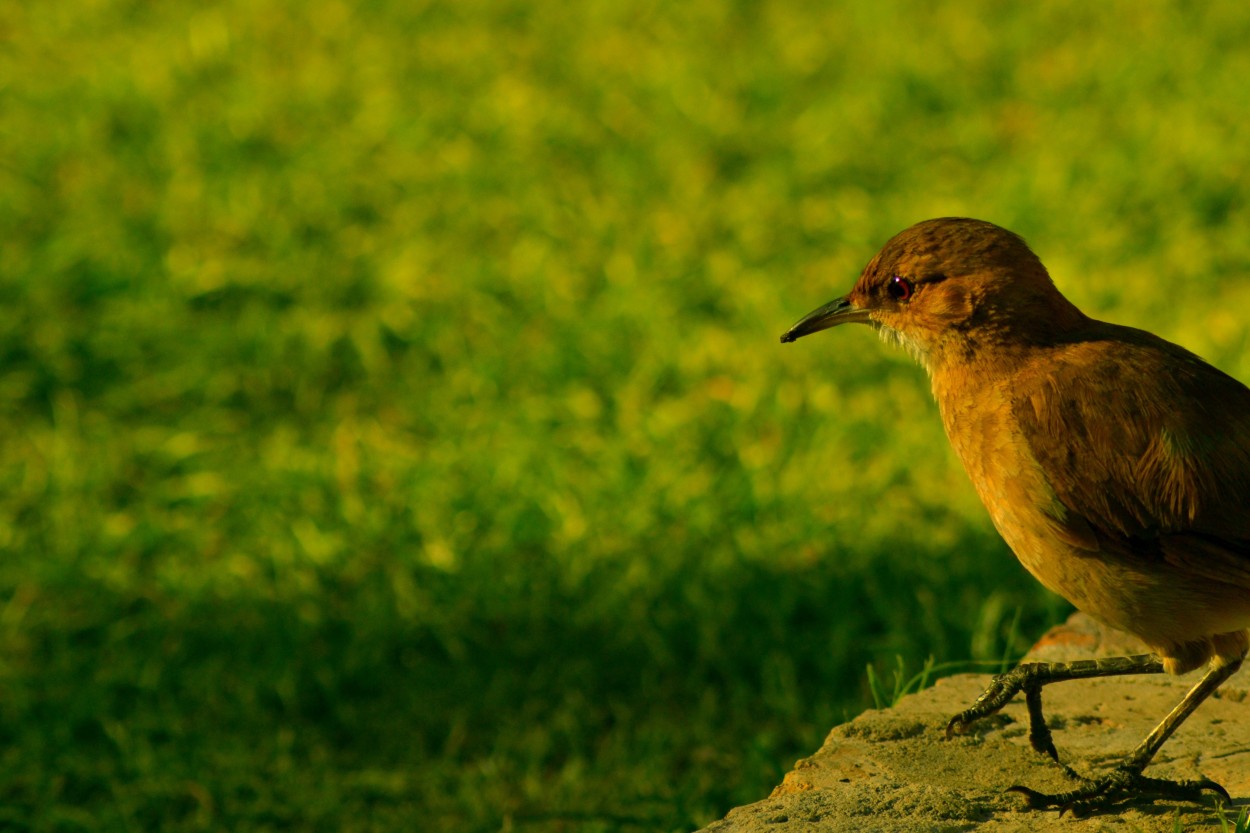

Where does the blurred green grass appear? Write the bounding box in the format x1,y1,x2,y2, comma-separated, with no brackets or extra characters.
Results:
3,1,1250,830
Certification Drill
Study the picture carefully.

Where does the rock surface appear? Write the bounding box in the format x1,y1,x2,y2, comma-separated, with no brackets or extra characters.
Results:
699,613,1250,832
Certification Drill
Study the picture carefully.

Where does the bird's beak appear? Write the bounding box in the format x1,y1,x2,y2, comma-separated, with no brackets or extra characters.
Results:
780,295,872,343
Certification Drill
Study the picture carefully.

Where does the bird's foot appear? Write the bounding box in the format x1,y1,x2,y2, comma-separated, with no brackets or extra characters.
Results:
1006,766,1230,817
946,658,1166,750
946,677,1059,761
945,670,1055,760
945,674,1024,737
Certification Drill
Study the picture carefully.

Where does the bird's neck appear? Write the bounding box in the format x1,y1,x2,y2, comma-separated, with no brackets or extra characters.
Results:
923,298,1091,376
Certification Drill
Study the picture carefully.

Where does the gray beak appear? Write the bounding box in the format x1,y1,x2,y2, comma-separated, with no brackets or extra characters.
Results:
780,295,872,343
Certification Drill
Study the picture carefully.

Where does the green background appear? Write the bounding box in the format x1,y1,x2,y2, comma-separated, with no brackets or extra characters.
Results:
4,2,1250,830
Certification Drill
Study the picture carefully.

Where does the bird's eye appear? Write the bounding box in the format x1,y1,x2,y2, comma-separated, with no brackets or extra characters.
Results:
888,276,914,301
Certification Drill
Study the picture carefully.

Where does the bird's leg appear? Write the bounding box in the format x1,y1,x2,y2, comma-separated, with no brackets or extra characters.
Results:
946,654,1163,760
1008,653,1244,816
1023,683,1064,767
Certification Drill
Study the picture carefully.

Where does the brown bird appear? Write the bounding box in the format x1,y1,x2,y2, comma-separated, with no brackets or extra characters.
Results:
781,218,1250,814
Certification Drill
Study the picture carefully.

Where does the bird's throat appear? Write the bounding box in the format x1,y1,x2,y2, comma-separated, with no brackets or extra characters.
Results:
876,325,933,374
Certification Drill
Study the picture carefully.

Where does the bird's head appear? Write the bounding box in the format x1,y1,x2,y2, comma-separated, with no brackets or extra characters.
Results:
781,218,1086,369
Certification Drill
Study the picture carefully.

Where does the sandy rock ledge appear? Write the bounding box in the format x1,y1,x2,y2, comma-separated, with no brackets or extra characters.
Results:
698,613,1250,833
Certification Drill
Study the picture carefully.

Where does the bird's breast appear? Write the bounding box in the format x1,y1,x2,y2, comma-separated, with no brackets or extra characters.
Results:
931,369,1146,626
930,365,1250,653
932,372,1069,584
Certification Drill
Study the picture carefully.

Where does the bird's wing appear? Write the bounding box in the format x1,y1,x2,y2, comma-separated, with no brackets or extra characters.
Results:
1010,324,1250,587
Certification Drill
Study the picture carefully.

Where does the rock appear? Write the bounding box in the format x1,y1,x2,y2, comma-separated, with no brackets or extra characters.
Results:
699,613,1250,832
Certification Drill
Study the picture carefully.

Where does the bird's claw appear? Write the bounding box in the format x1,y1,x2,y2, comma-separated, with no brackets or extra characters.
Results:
944,713,970,740
1005,768,1230,816
944,674,1024,742
1026,716,1060,761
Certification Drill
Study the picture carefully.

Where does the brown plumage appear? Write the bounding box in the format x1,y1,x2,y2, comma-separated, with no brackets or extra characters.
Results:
782,217,1250,812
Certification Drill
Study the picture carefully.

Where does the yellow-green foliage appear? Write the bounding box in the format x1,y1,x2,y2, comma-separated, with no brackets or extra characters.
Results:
3,2,1250,830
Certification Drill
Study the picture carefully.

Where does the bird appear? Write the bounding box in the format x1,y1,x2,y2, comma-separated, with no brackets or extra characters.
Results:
781,217,1250,814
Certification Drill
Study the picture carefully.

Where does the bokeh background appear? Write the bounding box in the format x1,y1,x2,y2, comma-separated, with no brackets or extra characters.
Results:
5,2,1250,831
